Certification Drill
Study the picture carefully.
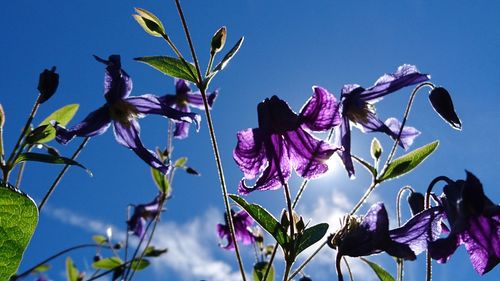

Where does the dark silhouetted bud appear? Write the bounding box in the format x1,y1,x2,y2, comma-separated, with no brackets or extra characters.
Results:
299,276,312,281
93,254,102,262
428,87,461,130
37,66,59,104
185,167,200,176
407,192,425,216
113,242,123,250
211,26,227,54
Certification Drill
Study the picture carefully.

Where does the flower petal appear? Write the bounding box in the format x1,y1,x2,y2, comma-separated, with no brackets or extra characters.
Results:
56,105,112,144
112,119,170,174
238,134,290,194
359,64,430,101
429,234,461,263
462,215,500,275
186,90,219,109
384,117,421,149
174,120,190,139
335,117,355,178
233,128,267,179
95,55,133,102
299,86,341,131
286,127,337,178
175,78,191,96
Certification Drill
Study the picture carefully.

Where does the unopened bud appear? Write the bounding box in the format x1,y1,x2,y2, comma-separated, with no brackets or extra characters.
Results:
407,192,425,215
428,87,461,130
93,254,102,262
185,167,200,176
0,104,5,128
299,276,312,281
211,26,227,54
37,66,59,104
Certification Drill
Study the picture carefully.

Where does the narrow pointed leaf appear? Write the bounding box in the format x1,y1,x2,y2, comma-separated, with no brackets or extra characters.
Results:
135,56,197,83
0,185,38,280
174,157,188,167
378,141,439,181
352,155,377,178
213,37,244,72
144,246,168,257
33,104,79,143
14,153,91,175
92,257,123,270
229,194,288,248
92,235,108,245
253,261,275,281
33,264,50,273
151,167,169,194
131,259,150,271
296,223,329,255
65,257,80,281
360,258,395,281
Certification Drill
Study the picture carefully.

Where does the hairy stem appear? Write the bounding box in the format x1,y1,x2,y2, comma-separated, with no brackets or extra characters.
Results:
396,186,413,281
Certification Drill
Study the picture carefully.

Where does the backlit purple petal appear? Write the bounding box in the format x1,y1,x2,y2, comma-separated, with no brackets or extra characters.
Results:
217,209,255,250
95,55,133,102
335,117,355,178
299,86,341,131
429,234,461,263
186,90,218,109
174,121,190,139
238,134,290,194
175,78,191,95
113,119,169,174
286,127,337,178
56,105,111,144
126,94,164,115
384,117,420,149
341,84,362,96
233,128,267,179
360,64,430,101
463,215,500,275
158,94,176,107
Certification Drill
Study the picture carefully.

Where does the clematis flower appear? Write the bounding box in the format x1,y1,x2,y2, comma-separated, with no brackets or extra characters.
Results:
217,209,255,250
335,65,430,177
127,195,162,238
429,171,500,275
159,79,218,139
330,202,443,281
233,87,341,194
56,55,200,174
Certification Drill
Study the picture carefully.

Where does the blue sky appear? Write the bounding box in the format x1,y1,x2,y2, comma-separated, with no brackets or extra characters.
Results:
1,0,499,280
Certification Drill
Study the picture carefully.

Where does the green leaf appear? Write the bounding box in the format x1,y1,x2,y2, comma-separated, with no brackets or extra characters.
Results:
252,261,275,281
213,37,244,73
371,137,383,161
378,141,439,181
229,195,288,248
33,263,50,273
92,235,108,245
352,155,377,178
32,104,79,143
295,223,329,255
144,246,168,257
174,157,188,167
135,56,197,83
14,152,91,175
65,257,80,281
133,8,166,37
92,257,123,270
151,167,170,194
25,124,54,144
131,259,150,271
0,185,38,280
360,258,395,281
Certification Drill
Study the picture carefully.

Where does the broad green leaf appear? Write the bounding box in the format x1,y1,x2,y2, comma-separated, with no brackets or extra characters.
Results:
352,155,377,178
92,257,123,270
40,104,79,127
25,125,53,144
144,246,168,257
0,185,38,280
252,262,275,281
65,257,80,281
135,56,197,83
151,167,170,194
295,223,329,255
213,37,244,73
131,259,150,271
360,258,395,281
229,195,288,248
133,8,165,37
371,137,383,161
14,152,91,175
174,157,188,167
92,235,108,245
378,141,439,181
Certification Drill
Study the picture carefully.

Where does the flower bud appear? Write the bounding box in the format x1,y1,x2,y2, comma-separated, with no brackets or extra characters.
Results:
37,66,59,104
0,104,5,128
133,8,166,37
93,254,102,262
407,192,425,215
185,167,200,176
428,87,461,130
299,276,312,281
210,26,227,54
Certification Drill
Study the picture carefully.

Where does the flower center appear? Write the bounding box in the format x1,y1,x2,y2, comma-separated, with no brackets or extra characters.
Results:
328,216,362,249
109,100,141,127
342,96,374,125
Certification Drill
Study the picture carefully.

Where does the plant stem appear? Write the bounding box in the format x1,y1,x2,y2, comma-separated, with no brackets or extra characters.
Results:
38,137,90,211
282,262,292,281
12,244,109,280
396,186,413,281
343,257,354,281
172,1,247,279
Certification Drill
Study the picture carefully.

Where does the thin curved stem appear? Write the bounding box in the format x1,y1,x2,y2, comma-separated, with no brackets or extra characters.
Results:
38,137,90,211
396,185,413,281
343,257,353,281
172,1,247,279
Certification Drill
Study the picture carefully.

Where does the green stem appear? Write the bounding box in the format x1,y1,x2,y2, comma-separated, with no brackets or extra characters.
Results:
14,145,34,189
205,52,215,78
160,34,198,83
38,137,90,211
11,244,109,280
396,186,413,281
172,1,247,279
0,126,4,166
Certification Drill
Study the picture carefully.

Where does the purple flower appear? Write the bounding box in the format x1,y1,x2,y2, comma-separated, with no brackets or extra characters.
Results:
429,171,500,275
217,209,255,250
159,79,218,139
335,65,430,177
55,55,200,174
127,195,162,238
233,87,341,194
331,203,443,281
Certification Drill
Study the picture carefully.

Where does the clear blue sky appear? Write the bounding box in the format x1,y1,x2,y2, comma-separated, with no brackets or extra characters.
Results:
1,1,499,280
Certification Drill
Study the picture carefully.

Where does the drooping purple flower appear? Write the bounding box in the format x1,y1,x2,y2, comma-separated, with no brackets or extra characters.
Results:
34,276,51,281
217,209,255,250
233,87,341,194
55,55,200,174
429,171,500,275
335,65,430,177
159,79,218,139
127,195,162,238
